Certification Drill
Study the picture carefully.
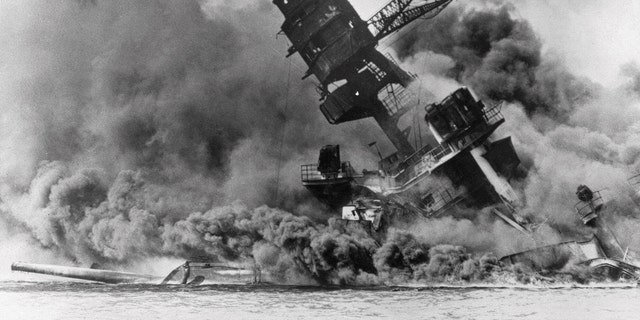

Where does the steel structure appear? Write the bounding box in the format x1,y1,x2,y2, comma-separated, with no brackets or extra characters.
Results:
368,0,453,40
273,0,451,157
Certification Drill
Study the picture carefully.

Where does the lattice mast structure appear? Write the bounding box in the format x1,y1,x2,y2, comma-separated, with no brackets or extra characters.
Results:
273,0,453,157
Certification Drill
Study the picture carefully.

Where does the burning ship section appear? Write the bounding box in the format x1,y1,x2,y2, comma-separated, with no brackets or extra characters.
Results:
10,0,640,285
276,0,640,281
276,0,522,232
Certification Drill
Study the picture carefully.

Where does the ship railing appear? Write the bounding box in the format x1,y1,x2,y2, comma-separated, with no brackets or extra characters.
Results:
383,53,418,79
393,143,434,174
391,143,455,180
483,102,504,126
574,191,604,222
420,144,455,171
301,162,354,182
424,188,457,214
379,83,416,117
375,53,419,117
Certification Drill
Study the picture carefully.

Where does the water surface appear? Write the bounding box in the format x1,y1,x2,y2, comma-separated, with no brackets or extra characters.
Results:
2,280,638,319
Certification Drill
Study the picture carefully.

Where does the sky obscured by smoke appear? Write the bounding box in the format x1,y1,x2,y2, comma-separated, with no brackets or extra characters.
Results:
390,0,640,252
1,0,640,284
0,0,338,271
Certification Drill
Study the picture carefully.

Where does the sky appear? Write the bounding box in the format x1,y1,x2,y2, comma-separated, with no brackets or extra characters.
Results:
351,0,640,88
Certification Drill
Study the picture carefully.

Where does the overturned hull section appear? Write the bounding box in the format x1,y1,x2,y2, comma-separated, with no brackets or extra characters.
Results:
500,187,640,280
500,237,640,281
500,237,605,271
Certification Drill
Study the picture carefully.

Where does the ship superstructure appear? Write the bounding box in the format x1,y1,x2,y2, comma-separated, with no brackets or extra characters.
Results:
273,0,444,156
272,0,640,281
273,0,523,227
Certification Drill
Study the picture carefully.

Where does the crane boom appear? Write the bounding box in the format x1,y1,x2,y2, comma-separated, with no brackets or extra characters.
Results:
367,0,454,40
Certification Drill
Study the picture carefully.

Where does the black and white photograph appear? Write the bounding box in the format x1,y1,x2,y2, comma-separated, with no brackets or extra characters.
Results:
2,0,640,319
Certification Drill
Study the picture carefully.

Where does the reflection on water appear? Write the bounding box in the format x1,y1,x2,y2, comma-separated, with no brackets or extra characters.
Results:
2,281,640,320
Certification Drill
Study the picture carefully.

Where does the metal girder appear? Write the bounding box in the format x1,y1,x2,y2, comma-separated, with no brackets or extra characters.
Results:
367,0,453,40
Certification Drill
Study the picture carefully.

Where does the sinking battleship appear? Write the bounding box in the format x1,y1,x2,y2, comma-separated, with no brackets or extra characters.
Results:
273,0,640,281
275,0,520,220
11,0,640,284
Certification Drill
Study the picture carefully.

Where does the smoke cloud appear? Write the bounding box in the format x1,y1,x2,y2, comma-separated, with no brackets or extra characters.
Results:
1,0,640,286
393,5,597,119
0,0,370,270
387,0,640,281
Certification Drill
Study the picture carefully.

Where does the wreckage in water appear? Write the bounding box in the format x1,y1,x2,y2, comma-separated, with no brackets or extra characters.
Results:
501,186,640,280
11,261,264,285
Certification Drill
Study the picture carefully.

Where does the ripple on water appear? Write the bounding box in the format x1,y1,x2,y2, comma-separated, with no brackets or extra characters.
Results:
2,281,640,320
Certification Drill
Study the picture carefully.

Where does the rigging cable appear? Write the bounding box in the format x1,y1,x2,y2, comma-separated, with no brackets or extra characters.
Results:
378,10,440,52
274,54,293,204
416,49,431,150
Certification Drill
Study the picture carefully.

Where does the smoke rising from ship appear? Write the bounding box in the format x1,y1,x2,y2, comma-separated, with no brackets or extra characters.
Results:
394,1,640,254
393,5,596,119
0,0,321,266
0,0,639,284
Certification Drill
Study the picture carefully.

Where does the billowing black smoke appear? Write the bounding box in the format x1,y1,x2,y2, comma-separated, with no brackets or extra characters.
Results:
394,5,595,119
0,0,381,272
2,0,640,286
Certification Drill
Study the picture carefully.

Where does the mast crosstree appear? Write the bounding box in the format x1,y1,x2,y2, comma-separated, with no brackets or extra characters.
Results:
273,0,452,157
368,0,453,40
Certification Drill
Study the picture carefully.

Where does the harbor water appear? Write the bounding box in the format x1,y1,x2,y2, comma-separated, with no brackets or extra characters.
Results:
2,279,639,320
